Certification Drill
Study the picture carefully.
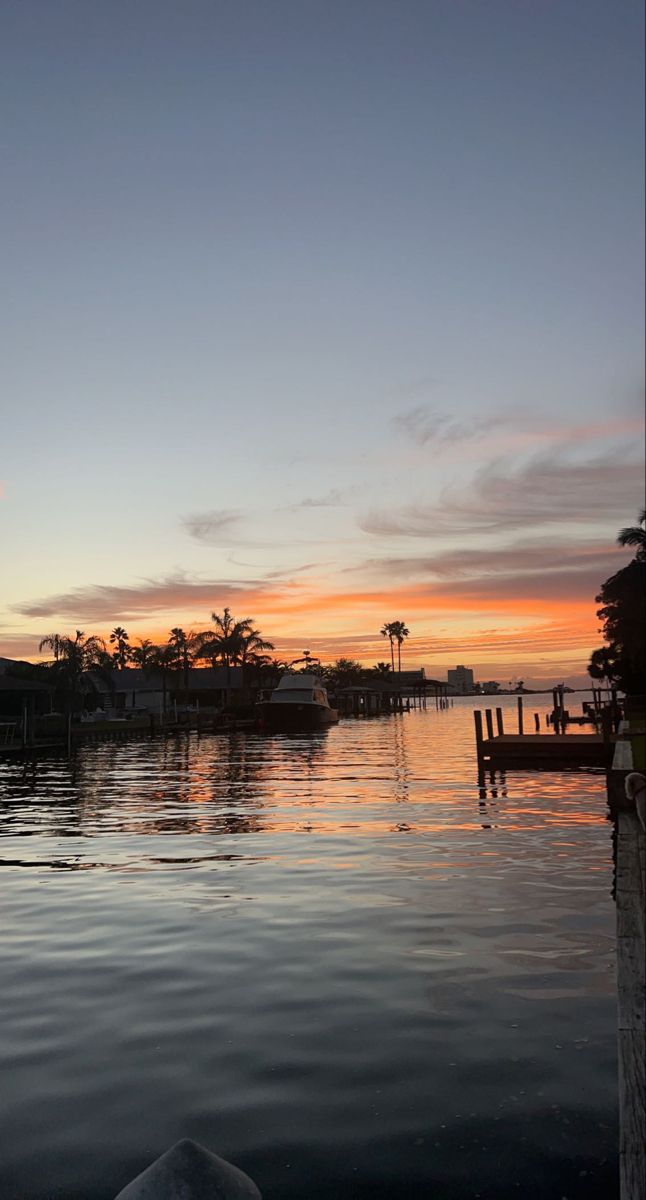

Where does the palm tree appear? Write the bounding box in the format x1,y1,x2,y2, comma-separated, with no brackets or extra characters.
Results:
617,508,646,561
39,630,108,712
194,608,274,690
130,638,157,670
380,623,396,672
109,626,131,669
371,661,392,680
382,621,409,672
167,628,194,691
389,624,405,672
322,658,366,689
238,629,275,666
38,633,65,662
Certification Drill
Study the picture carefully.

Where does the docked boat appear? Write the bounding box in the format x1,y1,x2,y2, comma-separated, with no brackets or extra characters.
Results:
257,662,339,731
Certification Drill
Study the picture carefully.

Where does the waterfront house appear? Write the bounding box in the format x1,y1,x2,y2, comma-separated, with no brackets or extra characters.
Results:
89,666,246,715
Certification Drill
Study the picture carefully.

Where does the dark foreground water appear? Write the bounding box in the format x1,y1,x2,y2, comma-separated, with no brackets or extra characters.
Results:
0,698,617,1199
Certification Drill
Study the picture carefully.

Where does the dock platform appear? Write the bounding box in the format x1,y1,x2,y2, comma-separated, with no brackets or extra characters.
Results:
474,704,609,771
607,742,646,1200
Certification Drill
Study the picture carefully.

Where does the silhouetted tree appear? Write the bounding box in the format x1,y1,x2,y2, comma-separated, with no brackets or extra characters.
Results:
38,633,65,662
390,620,410,671
589,558,645,694
166,627,195,691
322,658,366,688
109,626,131,669
194,608,274,687
617,508,646,561
380,623,396,671
588,646,617,689
370,661,392,680
130,638,157,670
39,630,109,712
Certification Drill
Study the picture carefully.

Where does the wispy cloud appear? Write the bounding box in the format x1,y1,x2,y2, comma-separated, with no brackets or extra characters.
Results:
12,574,268,623
360,448,645,538
0,632,43,659
263,562,323,579
348,539,629,581
391,406,506,447
291,488,347,509
181,509,242,544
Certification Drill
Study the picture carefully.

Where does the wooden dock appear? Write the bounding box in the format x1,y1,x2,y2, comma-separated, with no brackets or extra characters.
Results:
474,702,610,772
607,744,646,1200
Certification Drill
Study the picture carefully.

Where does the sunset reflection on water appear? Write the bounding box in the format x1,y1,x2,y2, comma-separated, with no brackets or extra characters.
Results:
0,697,617,1200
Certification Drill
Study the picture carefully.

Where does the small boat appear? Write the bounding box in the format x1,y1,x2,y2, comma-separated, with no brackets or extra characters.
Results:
257,657,339,731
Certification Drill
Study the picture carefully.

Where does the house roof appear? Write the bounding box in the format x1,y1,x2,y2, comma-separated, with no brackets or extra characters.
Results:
98,666,244,692
0,676,54,693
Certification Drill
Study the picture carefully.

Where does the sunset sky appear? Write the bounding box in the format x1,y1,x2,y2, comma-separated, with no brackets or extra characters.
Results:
1,1,644,687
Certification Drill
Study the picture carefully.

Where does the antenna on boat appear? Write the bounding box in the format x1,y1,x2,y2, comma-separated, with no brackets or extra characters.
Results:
288,649,321,671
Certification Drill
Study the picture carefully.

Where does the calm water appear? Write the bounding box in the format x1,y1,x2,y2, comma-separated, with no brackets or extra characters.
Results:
0,698,618,1199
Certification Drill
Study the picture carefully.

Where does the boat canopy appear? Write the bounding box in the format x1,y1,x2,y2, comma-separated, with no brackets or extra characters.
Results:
274,673,323,691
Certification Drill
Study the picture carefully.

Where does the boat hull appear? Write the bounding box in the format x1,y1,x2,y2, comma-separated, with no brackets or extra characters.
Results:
257,702,339,731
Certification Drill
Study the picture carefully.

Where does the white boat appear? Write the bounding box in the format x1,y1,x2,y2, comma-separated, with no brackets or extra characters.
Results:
257,660,339,731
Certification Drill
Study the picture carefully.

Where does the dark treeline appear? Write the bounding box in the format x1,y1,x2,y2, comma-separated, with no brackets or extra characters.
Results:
588,509,646,696
8,610,412,713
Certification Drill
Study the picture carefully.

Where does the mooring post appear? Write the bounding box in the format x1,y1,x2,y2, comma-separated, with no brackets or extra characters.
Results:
474,709,484,772
495,706,504,736
614,773,646,1200
485,708,494,740
534,712,540,731
517,695,524,735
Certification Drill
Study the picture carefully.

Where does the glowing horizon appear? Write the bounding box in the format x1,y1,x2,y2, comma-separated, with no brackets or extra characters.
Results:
1,3,644,688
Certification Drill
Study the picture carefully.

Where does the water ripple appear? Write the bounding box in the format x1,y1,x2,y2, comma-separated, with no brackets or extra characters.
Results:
0,699,616,1199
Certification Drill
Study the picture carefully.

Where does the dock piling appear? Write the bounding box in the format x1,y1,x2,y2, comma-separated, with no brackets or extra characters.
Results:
495,707,504,736
485,709,494,740
474,710,484,773
517,696,524,735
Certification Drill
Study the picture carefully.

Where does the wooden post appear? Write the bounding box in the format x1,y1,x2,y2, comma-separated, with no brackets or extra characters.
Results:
474,710,484,771
485,708,494,740
517,695,524,735
495,707,504,736
534,712,540,731
614,788,645,1200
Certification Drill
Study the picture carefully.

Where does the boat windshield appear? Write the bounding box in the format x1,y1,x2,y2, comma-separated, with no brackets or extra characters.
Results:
271,688,319,703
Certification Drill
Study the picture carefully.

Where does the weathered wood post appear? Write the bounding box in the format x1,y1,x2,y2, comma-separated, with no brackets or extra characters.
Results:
485,708,494,740
614,771,646,1200
495,707,504,736
517,695,524,734
474,709,484,773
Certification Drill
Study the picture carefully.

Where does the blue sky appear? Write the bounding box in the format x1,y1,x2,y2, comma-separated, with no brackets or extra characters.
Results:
1,1,644,683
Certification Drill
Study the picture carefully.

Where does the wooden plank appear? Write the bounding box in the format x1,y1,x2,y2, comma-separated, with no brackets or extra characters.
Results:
479,732,608,768
616,808,646,1200
618,1030,646,1200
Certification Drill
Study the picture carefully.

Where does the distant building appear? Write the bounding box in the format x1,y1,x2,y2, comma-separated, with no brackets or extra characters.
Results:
480,681,501,694
447,665,475,694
